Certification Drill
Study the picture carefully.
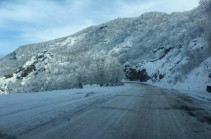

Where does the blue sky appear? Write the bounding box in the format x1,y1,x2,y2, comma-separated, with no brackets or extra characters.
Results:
0,0,200,55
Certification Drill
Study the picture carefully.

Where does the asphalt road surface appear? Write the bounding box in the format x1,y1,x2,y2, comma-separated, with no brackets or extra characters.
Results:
1,83,211,139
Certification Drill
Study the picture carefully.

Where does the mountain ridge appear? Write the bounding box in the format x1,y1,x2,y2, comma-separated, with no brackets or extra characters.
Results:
0,5,210,94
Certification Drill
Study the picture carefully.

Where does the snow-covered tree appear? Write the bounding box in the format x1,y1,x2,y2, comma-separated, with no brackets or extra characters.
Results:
107,57,124,85
92,51,108,86
200,0,211,55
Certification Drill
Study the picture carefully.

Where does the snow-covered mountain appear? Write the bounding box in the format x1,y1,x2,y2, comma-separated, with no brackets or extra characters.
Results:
0,3,210,94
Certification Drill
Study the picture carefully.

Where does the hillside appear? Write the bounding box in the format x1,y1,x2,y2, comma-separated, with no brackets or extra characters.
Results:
0,4,210,94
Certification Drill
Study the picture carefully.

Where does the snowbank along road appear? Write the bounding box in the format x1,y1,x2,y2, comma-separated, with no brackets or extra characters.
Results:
0,83,211,139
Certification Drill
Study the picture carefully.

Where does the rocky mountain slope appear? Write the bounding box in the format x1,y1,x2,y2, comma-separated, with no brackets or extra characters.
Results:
0,3,210,94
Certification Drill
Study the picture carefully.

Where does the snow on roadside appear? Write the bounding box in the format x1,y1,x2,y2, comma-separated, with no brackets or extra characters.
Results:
0,84,131,110
146,80,211,102
0,84,131,135
141,55,211,102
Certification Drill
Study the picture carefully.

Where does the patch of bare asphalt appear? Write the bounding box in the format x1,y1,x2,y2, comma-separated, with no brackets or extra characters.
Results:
170,93,211,126
180,105,211,126
101,103,211,126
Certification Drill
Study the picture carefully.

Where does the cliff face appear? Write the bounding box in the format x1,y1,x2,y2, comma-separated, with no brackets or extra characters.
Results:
0,6,210,94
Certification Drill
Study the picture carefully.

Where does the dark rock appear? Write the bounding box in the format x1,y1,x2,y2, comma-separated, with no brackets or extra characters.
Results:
209,73,211,78
99,25,107,30
4,74,13,79
15,67,24,74
159,74,165,80
21,65,36,78
37,55,44,59
207,86,211,93
164,47,174,54
153,47,164,53
150,47,174,62
17,64,36,79
124,65,150,82
151,72,165,82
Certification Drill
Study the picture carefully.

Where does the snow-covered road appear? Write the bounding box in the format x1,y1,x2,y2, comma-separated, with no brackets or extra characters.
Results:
0,83,211,139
